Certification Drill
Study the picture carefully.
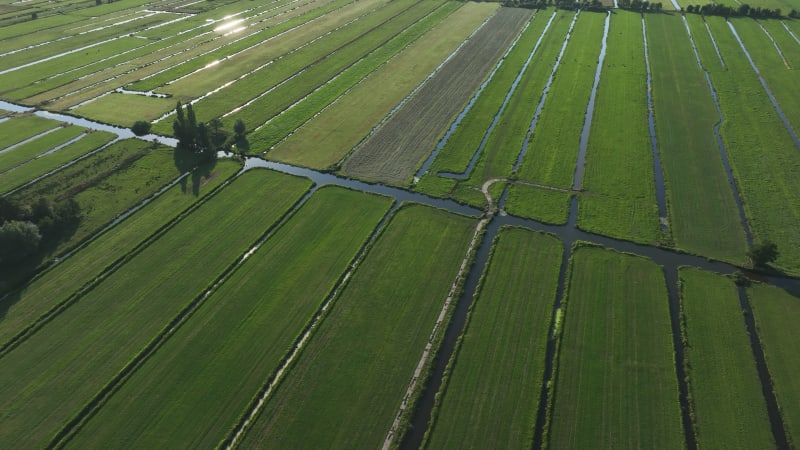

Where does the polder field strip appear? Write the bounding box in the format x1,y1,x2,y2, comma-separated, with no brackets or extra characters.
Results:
0,125,84,172
65,187,393,448
0,114,60,148
549,245,684,448
679,268,774,448
693,16,800,274
342,7,533,186
0,169,312,448
503,184,572,225
452,9,575,204
248,0,462,149
647,14,747,264
759,19,800,67
267,1,496,169
748,283,800,445
149,0,442,135
0,160,240,347
578,10,660,245
236,204,476,448
732,18,800,137
424,227,562,449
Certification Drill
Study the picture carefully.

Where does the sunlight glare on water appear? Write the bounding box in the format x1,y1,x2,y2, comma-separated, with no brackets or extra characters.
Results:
214,19,244,33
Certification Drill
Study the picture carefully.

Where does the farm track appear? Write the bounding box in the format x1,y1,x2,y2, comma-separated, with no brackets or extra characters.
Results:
342,7,533,185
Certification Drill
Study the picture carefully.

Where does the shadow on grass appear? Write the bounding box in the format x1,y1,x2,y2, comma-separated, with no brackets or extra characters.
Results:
174,147,217,196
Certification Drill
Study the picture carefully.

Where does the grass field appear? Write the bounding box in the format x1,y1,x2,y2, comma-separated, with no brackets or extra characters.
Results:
267,1,496,169
237,204,476,449
504,184,572,225
549,245,683,448
0,169,311,448
748,283,800,446
578,11,661,245
424,227,562,449
648,14,747,263
0,114,60,149
680,268,774,448
66,186,393,448
0,125,84,172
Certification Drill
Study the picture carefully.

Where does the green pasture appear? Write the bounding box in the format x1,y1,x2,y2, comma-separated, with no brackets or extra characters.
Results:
0,114,60,148
249,0,460,150
748,283,800,446
549,245,683,448
680,268,774,448
67,186,392,449
504,184,572,225
419,10,547,178
758,20,800,69
238,204,476,449
0,169,311,448
648,14,747,263
72,94,178,127
517,11,604,189
697,16,800,273
579,11,661,245
0,160,239,346
268,1,496,169
0,126,84,172
425,227,562,449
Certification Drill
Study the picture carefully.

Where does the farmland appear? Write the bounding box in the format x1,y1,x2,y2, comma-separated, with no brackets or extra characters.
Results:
1,0,800,447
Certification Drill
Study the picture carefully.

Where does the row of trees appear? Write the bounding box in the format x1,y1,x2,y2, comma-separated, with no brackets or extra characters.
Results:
503,0,608,11
0,197,81,264
684,3,784,18
171,102,248,164
619,0,664,12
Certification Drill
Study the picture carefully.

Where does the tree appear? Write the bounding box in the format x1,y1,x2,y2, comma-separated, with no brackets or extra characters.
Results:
0,221,41,263
747,240,778,268
233,119,246,138
131,120,151,136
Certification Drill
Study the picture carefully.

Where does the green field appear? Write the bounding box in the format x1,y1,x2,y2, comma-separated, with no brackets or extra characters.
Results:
680,268,774,448
0,115,60,148
238,204,476,448
549,245,683,448
0,169,311,448
424,227,562,449
66,186,393,448
504,183,572,225
0,125,84,172
647,14,747,263
748,283,800,446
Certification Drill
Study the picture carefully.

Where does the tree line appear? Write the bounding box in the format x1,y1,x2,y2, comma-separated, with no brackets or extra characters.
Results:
684,3,785,18
503,0,609,12
0,197,81,265
618,0,664,12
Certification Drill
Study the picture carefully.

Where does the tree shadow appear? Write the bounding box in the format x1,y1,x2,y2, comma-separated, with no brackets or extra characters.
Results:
173,147,217,196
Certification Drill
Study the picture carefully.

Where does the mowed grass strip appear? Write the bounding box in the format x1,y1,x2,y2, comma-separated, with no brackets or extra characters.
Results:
0,169,311,448
504,184,572,225
0,125,84,172
697,16,800,273
0,114,60,149
268,1,497,169
748,283,800,445
648,14,746,263
517,11,604,189
0,160,240,347
549,245,683,449
578,11,661,244
67,186,392,449
238,204,476,449
425,227,562,449
342,7,533,185
680,268,774,448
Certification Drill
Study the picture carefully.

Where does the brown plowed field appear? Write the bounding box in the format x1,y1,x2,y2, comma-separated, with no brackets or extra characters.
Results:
343,7,532,185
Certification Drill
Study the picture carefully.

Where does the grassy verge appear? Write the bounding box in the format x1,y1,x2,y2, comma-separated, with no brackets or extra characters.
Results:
66,186,393,448
747,283,800,446
578,11,661,245
267,2,496,169
549,245,684,448
648,14,747,263
680,268,774,448
237,204,476,449
0,169,312,448
424,227,562,449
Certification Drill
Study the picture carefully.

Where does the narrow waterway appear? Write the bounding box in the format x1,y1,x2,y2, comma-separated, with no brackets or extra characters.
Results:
572,11,610,190
756,21,790,68
438,10,557,180
704,20,727,69
781,21,800,47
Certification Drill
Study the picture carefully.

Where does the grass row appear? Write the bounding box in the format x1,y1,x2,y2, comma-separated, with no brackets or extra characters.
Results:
748,283,800,446
0,125,84,172
67,186,393,449
679,268,774,448
694,15,800,273
648,14,747,263
248,0,461,150
0,114,60,148
237,204,477,449
504,184,572,225
0,169,312,448
549,245,684,448
424,227,562,449
578,11,661,245
267,1,497,169
0,159,240,346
